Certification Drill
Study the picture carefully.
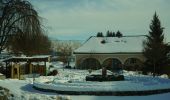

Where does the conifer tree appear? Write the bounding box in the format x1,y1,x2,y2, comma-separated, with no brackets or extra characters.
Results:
112,32,116,37
143,13,169,75
106,30,111,37
106,30,114,37
116,30,123,37
96,32,103,37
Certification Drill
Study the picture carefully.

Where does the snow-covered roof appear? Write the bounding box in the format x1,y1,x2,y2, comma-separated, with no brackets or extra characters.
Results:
3,55,51,62
74,36,146,54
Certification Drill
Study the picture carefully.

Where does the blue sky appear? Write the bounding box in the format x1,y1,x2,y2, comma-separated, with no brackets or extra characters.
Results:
28,0,170,41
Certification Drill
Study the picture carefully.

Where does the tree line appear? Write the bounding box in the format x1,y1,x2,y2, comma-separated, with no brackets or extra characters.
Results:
96,30,123,37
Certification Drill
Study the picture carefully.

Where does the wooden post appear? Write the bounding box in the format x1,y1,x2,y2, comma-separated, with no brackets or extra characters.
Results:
5,62,7,78
11,64,13,79
17,64,19,79
44,61,47,76
29,62,33,74
19,65,20,80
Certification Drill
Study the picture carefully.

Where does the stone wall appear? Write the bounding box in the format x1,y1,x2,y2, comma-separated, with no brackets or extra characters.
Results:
75,53,146,68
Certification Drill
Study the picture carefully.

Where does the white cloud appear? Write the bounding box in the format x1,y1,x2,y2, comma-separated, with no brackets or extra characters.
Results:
29,0,170,41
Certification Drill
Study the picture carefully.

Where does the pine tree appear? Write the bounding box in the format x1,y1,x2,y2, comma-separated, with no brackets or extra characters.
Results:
96,32,103,37
106,30,111,37
106,30,110,37
106,31,115,37
143,13,169,75
116,30,123,37
112,32,116,37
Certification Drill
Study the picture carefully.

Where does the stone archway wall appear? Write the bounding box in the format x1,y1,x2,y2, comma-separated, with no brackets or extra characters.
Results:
124,58,144,71
77,57,101,69
102,58,122,70
75,53,146,69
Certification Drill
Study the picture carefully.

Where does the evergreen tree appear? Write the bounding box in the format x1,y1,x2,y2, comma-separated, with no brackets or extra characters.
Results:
112,32,116,37
106,30,110,37
106,31,115,37
106,30,116,37
143,13,169,75
96,32,103,37
116,30,123,37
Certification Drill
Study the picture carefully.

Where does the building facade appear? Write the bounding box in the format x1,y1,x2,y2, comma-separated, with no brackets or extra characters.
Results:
74,36,146,70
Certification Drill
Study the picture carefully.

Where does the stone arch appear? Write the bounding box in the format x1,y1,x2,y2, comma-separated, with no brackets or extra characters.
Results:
124,58,143,71
102,57,123,64
102,58,122,70
78,58,101,70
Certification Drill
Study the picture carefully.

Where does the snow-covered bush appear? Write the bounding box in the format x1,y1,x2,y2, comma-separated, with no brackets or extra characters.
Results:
159,74,169,79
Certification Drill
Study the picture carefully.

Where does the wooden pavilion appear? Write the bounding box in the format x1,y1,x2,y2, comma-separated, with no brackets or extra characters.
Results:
3,55,51,79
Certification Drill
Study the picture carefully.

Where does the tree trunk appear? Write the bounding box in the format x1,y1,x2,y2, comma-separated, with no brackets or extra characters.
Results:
153,60,156,77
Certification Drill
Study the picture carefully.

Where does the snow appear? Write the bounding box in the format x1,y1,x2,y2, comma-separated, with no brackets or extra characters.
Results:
10,55,50,59
34,69,170,92
71,93,170,100
0,79,70,100
90,69,114,75
74,36,146,54
0,62,170,100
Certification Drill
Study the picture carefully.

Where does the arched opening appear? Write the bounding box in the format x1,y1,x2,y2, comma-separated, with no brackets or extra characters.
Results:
102,58,122,71
79,58,101,70
124,58,143,71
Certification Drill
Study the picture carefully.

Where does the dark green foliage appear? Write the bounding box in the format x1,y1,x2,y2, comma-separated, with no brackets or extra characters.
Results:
143,13,170,75
48,70,58,76
112,32,116,37
106,30,115,37
65,65,71,69
96,32,103,37
101,39,106,44
86,75,124,81
116,31,123,37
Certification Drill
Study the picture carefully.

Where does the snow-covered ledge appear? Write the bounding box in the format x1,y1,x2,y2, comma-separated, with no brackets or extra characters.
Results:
33,76,170,96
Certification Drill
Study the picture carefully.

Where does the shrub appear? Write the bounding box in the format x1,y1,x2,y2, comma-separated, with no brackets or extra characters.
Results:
114,75,124,81
49,65,54,68
48,70,58,76
101,40,106,44
88,69,92,74
65,66,71,69
86,75,124,81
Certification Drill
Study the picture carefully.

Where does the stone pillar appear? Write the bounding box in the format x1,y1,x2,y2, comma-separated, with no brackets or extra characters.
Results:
102,67,107,77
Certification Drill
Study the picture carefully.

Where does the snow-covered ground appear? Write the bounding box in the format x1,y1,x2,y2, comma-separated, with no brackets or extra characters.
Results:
71,93,170,100
0,78,170,100
34,69,170,92
0,63,170,100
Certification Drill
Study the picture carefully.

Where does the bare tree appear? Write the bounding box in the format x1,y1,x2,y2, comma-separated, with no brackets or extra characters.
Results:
53,40,81,65
0,0,49,55
58,42,72,65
